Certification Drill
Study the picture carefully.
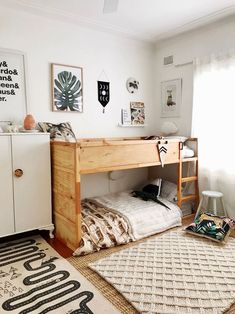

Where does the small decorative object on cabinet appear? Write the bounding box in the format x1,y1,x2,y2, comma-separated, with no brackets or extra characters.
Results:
0,133,54,238
23,114,36,130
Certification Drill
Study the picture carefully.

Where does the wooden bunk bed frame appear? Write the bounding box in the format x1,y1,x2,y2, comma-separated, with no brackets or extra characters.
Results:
51,136,198,250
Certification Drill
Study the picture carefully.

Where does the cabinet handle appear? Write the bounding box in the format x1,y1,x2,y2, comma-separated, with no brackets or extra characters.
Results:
14,169,23,177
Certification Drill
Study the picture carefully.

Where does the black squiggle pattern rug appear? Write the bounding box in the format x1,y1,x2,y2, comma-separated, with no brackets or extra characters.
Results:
0,235,119,314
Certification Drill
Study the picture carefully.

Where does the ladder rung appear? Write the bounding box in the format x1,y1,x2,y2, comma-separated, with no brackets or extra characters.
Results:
182,157,198,163
181,194,197,202
181,176,197,183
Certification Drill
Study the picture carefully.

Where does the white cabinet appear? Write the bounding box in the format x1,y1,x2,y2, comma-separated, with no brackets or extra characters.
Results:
0,133,54,238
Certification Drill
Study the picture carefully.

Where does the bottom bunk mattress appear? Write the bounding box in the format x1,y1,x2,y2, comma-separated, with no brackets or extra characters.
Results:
74,191,182,256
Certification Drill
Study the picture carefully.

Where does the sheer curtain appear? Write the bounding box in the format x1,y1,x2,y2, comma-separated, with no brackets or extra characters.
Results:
192,51,235,218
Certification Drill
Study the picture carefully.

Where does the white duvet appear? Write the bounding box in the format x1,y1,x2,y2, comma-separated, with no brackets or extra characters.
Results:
90,191,182,240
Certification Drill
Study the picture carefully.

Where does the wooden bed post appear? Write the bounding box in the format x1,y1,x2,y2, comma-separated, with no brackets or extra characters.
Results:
75,143,81,246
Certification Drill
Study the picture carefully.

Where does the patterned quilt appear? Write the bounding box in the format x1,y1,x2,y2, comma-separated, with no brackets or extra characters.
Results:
74,191,182,256
74,200,133,256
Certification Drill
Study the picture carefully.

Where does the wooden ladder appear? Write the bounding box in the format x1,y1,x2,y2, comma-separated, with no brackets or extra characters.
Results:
177,138,199,214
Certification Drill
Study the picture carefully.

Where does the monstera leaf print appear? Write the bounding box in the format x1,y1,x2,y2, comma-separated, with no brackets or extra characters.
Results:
54,71,82,111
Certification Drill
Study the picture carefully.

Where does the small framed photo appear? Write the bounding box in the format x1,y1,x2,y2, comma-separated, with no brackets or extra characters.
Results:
51,63,83,112
161,79,181,117
130,102,145,125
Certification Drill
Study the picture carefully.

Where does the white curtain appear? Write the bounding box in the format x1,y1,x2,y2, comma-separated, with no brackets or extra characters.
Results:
192,51,235,218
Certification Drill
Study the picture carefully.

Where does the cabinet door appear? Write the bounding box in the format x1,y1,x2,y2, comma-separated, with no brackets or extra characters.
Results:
0,136,15,235
12,134,52,232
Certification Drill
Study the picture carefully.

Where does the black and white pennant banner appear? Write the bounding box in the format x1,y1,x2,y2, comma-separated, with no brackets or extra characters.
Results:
157,142,168,167
98,80,110,113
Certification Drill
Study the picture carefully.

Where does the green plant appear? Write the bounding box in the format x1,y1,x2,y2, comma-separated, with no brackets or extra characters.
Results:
54,71,82,111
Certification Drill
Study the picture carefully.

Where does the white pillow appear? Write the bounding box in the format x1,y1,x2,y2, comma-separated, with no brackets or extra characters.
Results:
182,145,194,158
160,180,177,202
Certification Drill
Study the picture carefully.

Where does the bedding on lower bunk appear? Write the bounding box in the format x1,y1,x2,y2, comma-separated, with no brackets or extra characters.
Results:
73,191,182,256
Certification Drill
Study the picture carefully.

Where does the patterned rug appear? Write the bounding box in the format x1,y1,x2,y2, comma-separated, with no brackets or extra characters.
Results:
89,230,235,314
0,235,119,313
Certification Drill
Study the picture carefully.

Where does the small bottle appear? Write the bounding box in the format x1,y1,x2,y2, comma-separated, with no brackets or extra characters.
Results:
23,114,36,130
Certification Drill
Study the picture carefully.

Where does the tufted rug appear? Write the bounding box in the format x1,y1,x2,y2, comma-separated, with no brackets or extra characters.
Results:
89,230,235,314
0,235,119,313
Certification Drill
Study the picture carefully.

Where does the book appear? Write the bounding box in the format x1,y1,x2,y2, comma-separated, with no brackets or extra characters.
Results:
130,102,145,125
121,109,131,125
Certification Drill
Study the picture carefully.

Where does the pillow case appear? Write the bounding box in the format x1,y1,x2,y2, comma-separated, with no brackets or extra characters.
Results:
160,179,177,202
37,122,76,142
185,212,235,243
182,145,195,158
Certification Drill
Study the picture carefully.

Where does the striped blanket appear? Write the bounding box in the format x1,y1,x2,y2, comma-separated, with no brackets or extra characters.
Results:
73,191,182,256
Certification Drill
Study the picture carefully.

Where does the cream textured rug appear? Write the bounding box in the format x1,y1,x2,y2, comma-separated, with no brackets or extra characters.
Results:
0,235,119,313
89,230,235,314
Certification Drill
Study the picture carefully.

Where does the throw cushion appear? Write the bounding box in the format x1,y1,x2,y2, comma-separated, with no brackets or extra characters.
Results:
160,179,177,202
145,178,162,197
185,212,235,243
37,122,76,142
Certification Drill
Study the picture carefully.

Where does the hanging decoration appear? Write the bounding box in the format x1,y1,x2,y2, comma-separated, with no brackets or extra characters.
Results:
97,80,110,113
126,77,139,94
157,141,168,167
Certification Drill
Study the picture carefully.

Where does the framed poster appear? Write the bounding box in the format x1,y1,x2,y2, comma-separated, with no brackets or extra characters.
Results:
0,48,28,123
51,63,83,112
130,102,145,125
161,79,181,117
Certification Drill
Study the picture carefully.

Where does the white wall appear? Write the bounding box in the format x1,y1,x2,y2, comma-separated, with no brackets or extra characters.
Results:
0,6,155,197
154,14,235,136
0,6,155,138
3,6,235,199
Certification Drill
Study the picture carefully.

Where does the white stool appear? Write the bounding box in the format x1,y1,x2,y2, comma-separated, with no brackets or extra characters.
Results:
195,190,227,218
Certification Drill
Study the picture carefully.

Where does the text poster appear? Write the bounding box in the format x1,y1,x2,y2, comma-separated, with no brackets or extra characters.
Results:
0,49,27,122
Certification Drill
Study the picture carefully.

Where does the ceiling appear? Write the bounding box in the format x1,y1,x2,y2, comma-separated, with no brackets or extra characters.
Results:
1,0,235,42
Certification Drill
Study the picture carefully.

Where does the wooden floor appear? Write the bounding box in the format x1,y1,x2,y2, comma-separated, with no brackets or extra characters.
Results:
0,229,73,258
40,230,73,258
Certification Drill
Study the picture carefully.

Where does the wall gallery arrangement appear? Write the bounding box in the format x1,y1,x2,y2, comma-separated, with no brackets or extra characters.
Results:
51,63,83,112
161,78,181,117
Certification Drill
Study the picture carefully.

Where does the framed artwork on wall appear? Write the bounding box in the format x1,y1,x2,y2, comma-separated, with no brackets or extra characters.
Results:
130,102,145,125
51,63,83,112
0,48,28,123
161,79,181,117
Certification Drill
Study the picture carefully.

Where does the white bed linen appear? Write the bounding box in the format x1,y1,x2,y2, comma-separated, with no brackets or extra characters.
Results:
90,191,182,240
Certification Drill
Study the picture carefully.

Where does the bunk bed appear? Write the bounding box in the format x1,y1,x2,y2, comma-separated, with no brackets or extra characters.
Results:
51,137,198,251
